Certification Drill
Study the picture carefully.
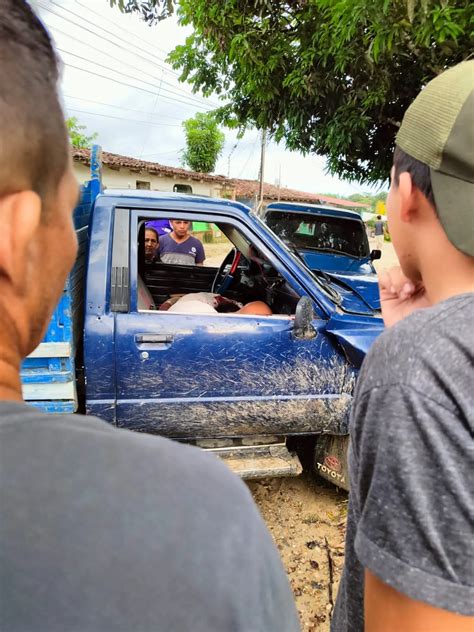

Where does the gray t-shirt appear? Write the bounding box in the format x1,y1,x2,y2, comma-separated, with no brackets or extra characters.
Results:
332,293,474,631
159,233,205,265
0,403,299,632
374,220,384,236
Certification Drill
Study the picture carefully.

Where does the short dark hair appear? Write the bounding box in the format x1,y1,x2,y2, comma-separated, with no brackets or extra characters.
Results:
0,1,69,215
377,215,381,220
393,146,436,209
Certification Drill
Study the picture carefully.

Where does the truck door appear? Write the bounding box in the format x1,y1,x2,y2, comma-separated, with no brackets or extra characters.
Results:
113,208,351,439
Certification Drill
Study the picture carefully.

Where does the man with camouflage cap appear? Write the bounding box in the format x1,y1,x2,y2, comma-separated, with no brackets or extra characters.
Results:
332,61,474,631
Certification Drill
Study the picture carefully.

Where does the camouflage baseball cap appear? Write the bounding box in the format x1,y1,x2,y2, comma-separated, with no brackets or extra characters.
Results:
396,60,474,257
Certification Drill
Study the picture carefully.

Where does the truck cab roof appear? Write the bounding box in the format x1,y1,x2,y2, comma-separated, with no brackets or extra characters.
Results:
100,189,253,214
266,201,364,222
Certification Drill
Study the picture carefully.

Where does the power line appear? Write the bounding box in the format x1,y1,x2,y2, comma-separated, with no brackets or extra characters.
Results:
48,23,217,109
63,61,213,111
66,107,181,127
45,0,220,110
57,47,215,110
74,0,172,59
51,24,175,83
44,0,174,74
138,69,164,158
63,94,185,121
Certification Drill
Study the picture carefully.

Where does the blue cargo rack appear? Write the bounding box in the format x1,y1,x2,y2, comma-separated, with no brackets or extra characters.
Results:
20,146,102,413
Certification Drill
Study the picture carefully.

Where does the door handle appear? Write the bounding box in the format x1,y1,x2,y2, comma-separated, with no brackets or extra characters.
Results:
135,333,174,344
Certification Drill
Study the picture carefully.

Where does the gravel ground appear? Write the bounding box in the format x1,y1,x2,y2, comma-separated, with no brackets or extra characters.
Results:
248,474,347,631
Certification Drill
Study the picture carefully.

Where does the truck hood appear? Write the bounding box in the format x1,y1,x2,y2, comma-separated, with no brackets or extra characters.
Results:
298,251,380,314
325,272,381,312
301,250,374,275
311,270,381,316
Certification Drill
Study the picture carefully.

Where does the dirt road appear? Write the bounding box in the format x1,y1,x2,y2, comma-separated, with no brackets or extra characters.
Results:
248,474,347,631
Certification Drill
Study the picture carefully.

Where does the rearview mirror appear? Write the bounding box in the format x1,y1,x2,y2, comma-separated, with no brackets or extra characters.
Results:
370,249,382,261
293,296,317,339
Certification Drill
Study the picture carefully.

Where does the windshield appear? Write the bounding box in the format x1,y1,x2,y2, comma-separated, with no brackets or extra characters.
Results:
265,211,370,258
250,213,343,306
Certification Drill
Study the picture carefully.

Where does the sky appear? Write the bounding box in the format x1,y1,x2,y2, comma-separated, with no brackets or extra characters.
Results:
35,0,386,198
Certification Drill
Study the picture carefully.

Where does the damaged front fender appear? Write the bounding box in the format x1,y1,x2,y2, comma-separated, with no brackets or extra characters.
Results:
325,312,384,368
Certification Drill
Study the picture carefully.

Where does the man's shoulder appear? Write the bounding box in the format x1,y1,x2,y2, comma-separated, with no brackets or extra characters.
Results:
188,235,203,247
358,293,474,395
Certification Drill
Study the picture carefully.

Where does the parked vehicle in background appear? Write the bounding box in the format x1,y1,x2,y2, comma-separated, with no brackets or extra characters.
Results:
265,202,382,314
21,148,384,491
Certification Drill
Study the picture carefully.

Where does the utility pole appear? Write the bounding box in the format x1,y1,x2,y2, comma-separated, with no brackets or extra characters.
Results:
277,164,282,201
257,128,267,214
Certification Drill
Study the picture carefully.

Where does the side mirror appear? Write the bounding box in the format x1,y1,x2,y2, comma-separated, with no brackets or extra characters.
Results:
293,296,317,339
370,249,382,261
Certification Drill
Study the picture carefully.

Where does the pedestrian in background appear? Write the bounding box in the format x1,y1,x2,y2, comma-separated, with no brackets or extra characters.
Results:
373,214,385,249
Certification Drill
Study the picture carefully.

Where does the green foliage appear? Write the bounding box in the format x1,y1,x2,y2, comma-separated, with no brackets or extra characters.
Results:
349,191,387,211
181,112,225,173
111,0,472,184
108,0,174,22
66,117,98,149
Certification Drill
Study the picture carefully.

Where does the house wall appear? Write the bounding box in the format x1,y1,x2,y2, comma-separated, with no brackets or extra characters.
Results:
73,162,233,198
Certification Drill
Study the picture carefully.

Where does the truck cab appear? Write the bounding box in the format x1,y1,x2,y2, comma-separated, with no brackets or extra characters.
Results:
21,151,384,489
82,190,383,485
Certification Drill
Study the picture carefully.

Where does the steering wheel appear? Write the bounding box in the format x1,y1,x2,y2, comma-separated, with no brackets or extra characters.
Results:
212,248,241,294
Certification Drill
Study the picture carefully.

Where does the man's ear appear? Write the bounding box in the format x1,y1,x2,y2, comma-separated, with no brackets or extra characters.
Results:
397,172,416,223
0,191,42,285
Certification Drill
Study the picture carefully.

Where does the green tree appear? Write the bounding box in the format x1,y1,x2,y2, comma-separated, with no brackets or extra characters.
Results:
181,112,225,173
67,117,98,149
109,0,174,22
111,0,471,184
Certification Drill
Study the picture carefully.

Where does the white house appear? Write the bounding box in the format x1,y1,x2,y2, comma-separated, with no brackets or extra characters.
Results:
72,148,236,199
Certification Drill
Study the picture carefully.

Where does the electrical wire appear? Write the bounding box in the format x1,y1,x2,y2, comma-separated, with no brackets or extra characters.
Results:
66,107,181,127
74,0,172,59
57,47,215,110
49,26,181,101
47,22,216,109
44,0,175,73
63,94,186,121
43,0,220,108
63,61,212,111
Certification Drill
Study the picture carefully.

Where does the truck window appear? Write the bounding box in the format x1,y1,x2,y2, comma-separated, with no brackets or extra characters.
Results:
135,217,300,317
266,211,370,258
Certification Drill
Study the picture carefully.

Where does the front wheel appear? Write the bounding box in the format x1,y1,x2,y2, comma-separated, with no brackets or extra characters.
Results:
313,434,350,492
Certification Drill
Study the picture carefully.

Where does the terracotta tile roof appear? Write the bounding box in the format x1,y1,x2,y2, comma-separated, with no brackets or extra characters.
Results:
234,179,370,209
72,148,235,186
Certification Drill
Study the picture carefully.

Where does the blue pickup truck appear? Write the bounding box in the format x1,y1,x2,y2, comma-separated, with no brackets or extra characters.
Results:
21,148,383,489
